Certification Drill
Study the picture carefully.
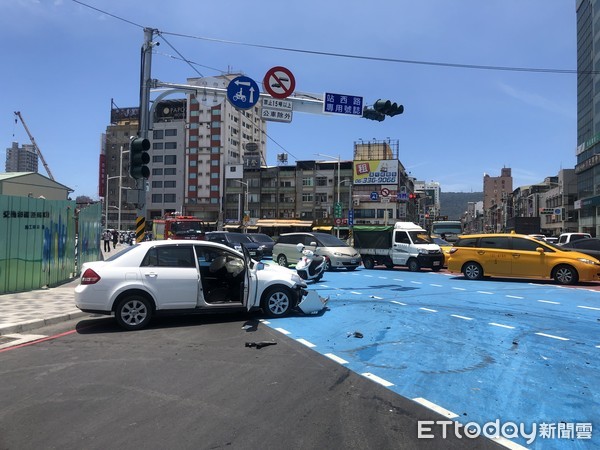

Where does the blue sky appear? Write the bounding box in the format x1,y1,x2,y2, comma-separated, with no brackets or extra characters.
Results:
2,0,576,199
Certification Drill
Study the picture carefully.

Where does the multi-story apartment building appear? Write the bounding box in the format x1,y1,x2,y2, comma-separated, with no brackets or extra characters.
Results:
5,142,38,173
483,167,513,231
576,0,600,236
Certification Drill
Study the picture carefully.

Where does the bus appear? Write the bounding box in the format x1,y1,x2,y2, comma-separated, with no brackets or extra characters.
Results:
152,215,207,240
431,220,463,243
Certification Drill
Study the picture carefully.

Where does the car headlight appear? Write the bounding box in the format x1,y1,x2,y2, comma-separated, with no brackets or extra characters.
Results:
417,248,428,254
291,273,305,285
333,252,343,257
577,258,599,265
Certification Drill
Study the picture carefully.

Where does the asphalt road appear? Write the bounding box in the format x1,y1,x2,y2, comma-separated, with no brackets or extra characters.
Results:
0,313,501,450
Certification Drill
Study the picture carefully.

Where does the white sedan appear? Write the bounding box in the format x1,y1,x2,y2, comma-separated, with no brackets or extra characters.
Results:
75,240,327,330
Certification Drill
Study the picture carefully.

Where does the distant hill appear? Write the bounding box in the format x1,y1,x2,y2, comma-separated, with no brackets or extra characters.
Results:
440,192,483,220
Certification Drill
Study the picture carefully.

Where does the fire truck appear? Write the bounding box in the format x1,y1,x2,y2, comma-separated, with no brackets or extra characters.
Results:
152,215,207,240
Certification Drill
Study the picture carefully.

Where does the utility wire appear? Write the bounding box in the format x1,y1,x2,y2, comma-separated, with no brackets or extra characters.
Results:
156,32,204,78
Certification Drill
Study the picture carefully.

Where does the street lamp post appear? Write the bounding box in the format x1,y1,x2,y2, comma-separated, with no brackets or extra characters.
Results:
117,146,130,231
316,153,341,237
341,179,353,244
234,180,249,232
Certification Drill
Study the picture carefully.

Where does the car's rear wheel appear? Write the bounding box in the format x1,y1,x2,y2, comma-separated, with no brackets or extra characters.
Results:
261,286,293,318
463,262,483,280
362,256,375,270
553,264,578,285
115,295,152,331
324,257,332,271
276,254,288,267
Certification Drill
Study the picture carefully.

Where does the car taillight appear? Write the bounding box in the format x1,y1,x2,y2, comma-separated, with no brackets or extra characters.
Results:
81,268,101,285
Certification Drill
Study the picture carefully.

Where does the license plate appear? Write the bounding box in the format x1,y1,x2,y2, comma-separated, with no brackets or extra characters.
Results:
433,261,440,266
351,260,356,264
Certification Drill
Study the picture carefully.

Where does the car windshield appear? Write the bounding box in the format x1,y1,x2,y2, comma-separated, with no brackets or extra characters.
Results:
410,231,434,244
432,237,451,246
228,233,253,244
313,233,350,247
249,234,272,243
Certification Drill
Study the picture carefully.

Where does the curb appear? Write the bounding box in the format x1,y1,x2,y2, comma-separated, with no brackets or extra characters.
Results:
0,311,88,336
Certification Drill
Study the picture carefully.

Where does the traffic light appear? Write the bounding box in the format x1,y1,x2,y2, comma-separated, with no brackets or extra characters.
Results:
373,99,404,117
129,137,150,180
362,107,385,122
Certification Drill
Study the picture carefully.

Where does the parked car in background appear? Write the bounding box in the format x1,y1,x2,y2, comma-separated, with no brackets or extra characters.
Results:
247,233,275,258
557,232,592,245
528,234,547,241
205,231,264,260
561,237,600,260
447,232,600,285
75,240,327,330
545,237,559,244
431,235,452,267
273,232,361,271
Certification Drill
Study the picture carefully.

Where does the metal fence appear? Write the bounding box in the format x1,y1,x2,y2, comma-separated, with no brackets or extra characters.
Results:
0,195,102,294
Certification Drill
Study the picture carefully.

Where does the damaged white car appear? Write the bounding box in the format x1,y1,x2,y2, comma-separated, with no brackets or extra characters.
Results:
75,240,327,331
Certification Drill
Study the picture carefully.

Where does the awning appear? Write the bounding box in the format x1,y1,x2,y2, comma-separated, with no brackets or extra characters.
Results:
255,219,314,228
246,226,258,230
224,224,241,230
313,226,333,231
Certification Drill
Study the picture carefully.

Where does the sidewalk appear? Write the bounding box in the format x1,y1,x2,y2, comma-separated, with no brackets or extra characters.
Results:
0,242,131,336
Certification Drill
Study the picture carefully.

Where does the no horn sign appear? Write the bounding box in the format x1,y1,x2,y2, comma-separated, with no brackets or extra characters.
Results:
263,66,296,99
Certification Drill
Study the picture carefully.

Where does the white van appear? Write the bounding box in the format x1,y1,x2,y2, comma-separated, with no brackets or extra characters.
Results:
557,232,592,245
353,222,444,271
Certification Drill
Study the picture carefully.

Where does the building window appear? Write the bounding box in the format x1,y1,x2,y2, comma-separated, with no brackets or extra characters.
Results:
165,180,176,188
302,193,314,202
165,155,177,165
152,142,164,150
316,177,327,187
165,129,177,136
189,185,196,192
152,168,163,176
164,194,176,203
165,142,177,150
164,168,176,175
152,155,163,163
302,177,314,187
153,130,164,140
152,181,163,188
152,194,163,202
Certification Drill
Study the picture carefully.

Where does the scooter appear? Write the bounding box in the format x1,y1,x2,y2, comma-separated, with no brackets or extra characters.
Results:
295,242,326,283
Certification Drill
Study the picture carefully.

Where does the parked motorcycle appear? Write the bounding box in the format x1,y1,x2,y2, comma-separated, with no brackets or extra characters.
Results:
295,242,326,283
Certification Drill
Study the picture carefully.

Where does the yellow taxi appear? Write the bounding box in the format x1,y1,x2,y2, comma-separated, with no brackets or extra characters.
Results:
431,235,453,267
447,232,600,285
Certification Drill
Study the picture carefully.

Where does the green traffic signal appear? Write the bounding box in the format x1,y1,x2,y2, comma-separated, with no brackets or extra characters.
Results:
129,137,150,180
373,99,404,117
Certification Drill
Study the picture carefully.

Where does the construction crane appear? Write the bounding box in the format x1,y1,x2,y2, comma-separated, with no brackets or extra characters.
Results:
13,111,55,181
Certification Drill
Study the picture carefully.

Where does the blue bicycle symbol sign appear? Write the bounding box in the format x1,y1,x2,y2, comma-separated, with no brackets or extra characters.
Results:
227,76,260,110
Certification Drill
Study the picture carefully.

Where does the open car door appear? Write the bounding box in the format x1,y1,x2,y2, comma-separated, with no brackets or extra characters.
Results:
240,244,252,311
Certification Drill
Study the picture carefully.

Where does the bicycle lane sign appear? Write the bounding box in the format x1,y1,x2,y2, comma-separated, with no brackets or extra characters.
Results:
227,75,260,110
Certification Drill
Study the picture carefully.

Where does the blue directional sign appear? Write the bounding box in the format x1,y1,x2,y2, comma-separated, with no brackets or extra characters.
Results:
370,191,379,201
323,92,363,116
227,76,260,110
348,209,354,227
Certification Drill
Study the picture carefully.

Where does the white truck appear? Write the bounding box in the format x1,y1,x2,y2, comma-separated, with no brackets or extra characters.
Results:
353,222,444,271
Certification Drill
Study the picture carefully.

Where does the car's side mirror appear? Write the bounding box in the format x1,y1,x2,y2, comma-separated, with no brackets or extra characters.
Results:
536,247,545,253
255,262,265,270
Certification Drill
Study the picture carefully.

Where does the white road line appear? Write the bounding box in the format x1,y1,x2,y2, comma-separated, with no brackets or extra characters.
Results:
489,322,515,329
259,319,270,324
420,308,438,313
578,305,600,311
325,353,348,364
391,301,407,306
296,338,316,348
451,314,473,320
505,295,523,299
361,372,394,387
378,276,388,279
318,284,330,288
371,296,384,300
411,281,422,285
477,291,494,295
535,332,569,341
452,287,466,291
430,284,443,287
538,300,560,305
351,291,362,295
274,327,290,335
363,275,374,278
393,278,404,282
0,334,46,350
412,397,458,419
596,345,600,349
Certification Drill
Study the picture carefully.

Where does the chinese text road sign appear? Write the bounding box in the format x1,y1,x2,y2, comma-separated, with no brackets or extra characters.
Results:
261,98,293,123
323,92,363,116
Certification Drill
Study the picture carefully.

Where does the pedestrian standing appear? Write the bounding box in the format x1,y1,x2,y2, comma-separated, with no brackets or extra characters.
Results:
102,230,111,252
112,230,118,249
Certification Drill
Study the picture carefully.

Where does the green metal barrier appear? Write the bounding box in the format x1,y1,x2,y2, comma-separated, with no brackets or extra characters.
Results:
0,195,82,293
